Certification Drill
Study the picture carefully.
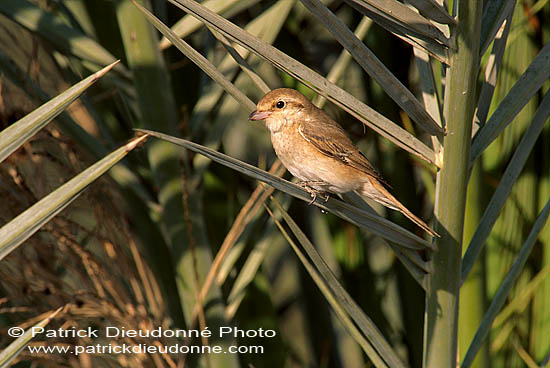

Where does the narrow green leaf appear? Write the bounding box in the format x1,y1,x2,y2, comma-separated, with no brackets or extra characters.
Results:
0,61,119,164
479,0,516,56
264,203,388,368
270,197,407,368
208,27,271,93
167,0,436,165
406,0,456,25
138,129,433,250
0,308,62,367
343,0,451,63
314,16,374,108
188,173,283,326
0,0,121,69
300,0,444,136
461,199,550,368
345,0,451,46
225,223,277,320
462,90,550,283
472,9,513,136
0,135,148,261
131,0,255,112
470,42,550,163
532,108,550,362
159,0,261,49
308,209,366,366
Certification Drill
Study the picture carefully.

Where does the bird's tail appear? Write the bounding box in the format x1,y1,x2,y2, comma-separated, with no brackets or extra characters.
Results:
361,178,440,238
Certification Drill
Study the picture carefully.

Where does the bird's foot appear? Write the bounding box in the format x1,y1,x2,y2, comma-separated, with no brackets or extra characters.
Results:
298,181,330,204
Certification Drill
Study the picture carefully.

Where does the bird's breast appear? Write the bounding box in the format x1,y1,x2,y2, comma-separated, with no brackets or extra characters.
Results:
270,128,363,193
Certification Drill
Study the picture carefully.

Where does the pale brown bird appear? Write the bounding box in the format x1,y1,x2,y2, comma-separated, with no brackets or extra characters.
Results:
249,88,439,237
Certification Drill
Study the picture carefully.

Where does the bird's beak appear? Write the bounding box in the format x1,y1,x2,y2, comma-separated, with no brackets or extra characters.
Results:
248,110,271,121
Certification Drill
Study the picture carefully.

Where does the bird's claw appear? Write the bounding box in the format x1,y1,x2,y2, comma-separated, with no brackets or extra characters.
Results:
298,181,329,204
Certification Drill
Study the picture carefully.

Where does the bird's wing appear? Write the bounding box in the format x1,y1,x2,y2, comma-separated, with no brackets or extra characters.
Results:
298,121,388,186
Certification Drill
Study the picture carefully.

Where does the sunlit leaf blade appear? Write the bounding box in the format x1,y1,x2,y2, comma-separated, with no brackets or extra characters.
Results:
131,0,255,112
461,199,550,368
159,0,261,49
0,0,121,69
462,90,550,283
0,61,119,164
270,197,407,368
406,0,456,25
166,0,436,165
138,129,433,251
300,0,443,136
264,203,388,368
0,308,62,367
0,135,148,261
470,42,550,163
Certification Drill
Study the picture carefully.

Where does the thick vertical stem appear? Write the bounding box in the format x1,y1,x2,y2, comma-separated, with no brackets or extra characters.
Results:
423,1,483,367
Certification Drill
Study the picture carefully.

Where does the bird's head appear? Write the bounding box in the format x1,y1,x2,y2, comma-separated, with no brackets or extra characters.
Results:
249,88,310,132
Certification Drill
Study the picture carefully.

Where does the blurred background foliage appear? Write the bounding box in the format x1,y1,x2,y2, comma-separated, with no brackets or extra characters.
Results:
0,0,548,367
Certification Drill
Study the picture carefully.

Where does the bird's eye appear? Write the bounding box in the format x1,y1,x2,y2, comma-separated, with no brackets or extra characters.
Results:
276,100,285,109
